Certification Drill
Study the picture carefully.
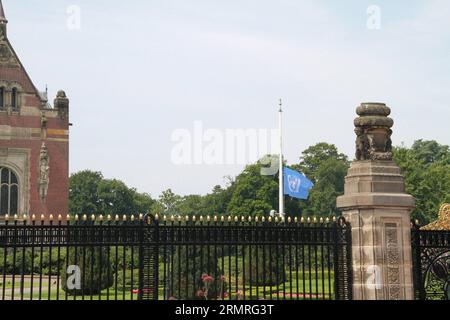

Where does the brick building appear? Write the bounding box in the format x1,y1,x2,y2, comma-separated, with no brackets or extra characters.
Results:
0,1,69,222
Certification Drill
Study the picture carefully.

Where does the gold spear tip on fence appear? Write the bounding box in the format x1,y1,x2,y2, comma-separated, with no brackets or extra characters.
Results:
130,215,135,222
14,214,19,221
49,214,54,221
155,214,159,221
139,214,144,221
274,216,279,223
191,215,196,222
31,214,36,221
313,217,317,223
207,216,211,222
261,216,265,222
91,214,96,221
177,215,182,222
307,217,311,223
82,214,87,221
228,216,232,222
58,214,63,221
221,216,225,222
320,217,324,223
74,214,79,221
288,217,292,223
415,219,420,226
301,217,305,223
23,214,28,221
99,215,104,221
294,217,298,223
255,216,259,223
214,216,218,222
333,216,337,222
248,216,252,222
326,217,330,223
184,215,189,222
41,214,45,221
199,215,204,222
234,216,239,222
115,215,119,221
107,214,112,221
268,216,273,223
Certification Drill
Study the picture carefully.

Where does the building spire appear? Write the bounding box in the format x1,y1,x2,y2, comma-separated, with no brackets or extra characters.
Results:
0,0,7,25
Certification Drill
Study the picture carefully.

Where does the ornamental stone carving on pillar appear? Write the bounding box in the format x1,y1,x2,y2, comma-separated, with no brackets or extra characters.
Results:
38,142,50,202
337,102,415,300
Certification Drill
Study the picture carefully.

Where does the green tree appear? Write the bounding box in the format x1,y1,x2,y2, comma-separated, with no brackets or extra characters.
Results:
97,179,137,215
69,171,103,215
393,140,450,223
226,162,278,216
152,189,182,214
69,170,154,216
297,143,349,181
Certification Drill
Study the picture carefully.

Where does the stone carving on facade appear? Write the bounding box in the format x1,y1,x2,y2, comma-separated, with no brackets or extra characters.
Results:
354,103,394,161
38,143,50,201
421,203,450,231
385,223,401,300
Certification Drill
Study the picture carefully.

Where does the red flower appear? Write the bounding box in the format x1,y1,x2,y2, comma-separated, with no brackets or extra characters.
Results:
203,276,214,283
196,289,205,297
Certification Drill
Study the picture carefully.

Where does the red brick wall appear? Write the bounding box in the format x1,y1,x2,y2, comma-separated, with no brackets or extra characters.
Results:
0,52,69,222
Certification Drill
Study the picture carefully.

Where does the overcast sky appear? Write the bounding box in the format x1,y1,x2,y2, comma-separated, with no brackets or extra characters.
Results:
5,0,450,197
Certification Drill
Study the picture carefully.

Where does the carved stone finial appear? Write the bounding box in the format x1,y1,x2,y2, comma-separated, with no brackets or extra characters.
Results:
54,90,69,120
354,102,394,161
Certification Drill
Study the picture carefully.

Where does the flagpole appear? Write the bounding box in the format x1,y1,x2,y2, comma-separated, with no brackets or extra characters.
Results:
278,99,284,216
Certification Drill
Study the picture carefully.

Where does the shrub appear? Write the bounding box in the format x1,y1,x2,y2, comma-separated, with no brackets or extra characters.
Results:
61,247,113,295
169,246,226,300
244,245,286,286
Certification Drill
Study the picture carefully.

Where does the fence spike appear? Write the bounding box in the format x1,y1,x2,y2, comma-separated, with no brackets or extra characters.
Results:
75,214,79,221
294,217,298,223
40,214,45,221
139,214,144,221
248,216,252,222
255,216,259,223
130,215,135,222
275,217,279,223
4,214,9,220
49,214,54,221
23,214,28,221
82,214,87,221
234,216,238,223
332,216,337,222
31,214,36,221
57,214,63,221
313,217,317,223
288,217,292,223
415,219,420,226
221,216,225,223
99,214,104,221
320,217,324,223
14,214,19,221
170,215,174,222
91,214,96,221
268,216,273,223
326,217,330,223
307,217,311,223
192,215,196,222
228,216,232,223
214,216,218,222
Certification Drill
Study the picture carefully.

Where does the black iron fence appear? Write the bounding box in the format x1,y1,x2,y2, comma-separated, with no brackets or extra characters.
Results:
0,215,353,301
412,224,450,300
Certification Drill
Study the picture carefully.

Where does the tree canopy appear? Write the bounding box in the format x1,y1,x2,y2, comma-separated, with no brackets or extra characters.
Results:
69,140,449,223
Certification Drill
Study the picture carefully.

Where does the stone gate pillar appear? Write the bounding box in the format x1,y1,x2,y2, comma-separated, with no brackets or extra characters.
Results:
337,103,415,300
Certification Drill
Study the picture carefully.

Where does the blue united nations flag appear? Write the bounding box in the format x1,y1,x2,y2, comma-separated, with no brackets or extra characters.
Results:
283,167,314,200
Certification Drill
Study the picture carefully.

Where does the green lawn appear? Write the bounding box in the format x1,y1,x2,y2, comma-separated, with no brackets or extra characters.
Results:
1,255,335,300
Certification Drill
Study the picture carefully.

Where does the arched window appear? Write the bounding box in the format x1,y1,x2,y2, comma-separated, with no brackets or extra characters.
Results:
0,87,4,109
0,167,19,216
11,88,18,110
